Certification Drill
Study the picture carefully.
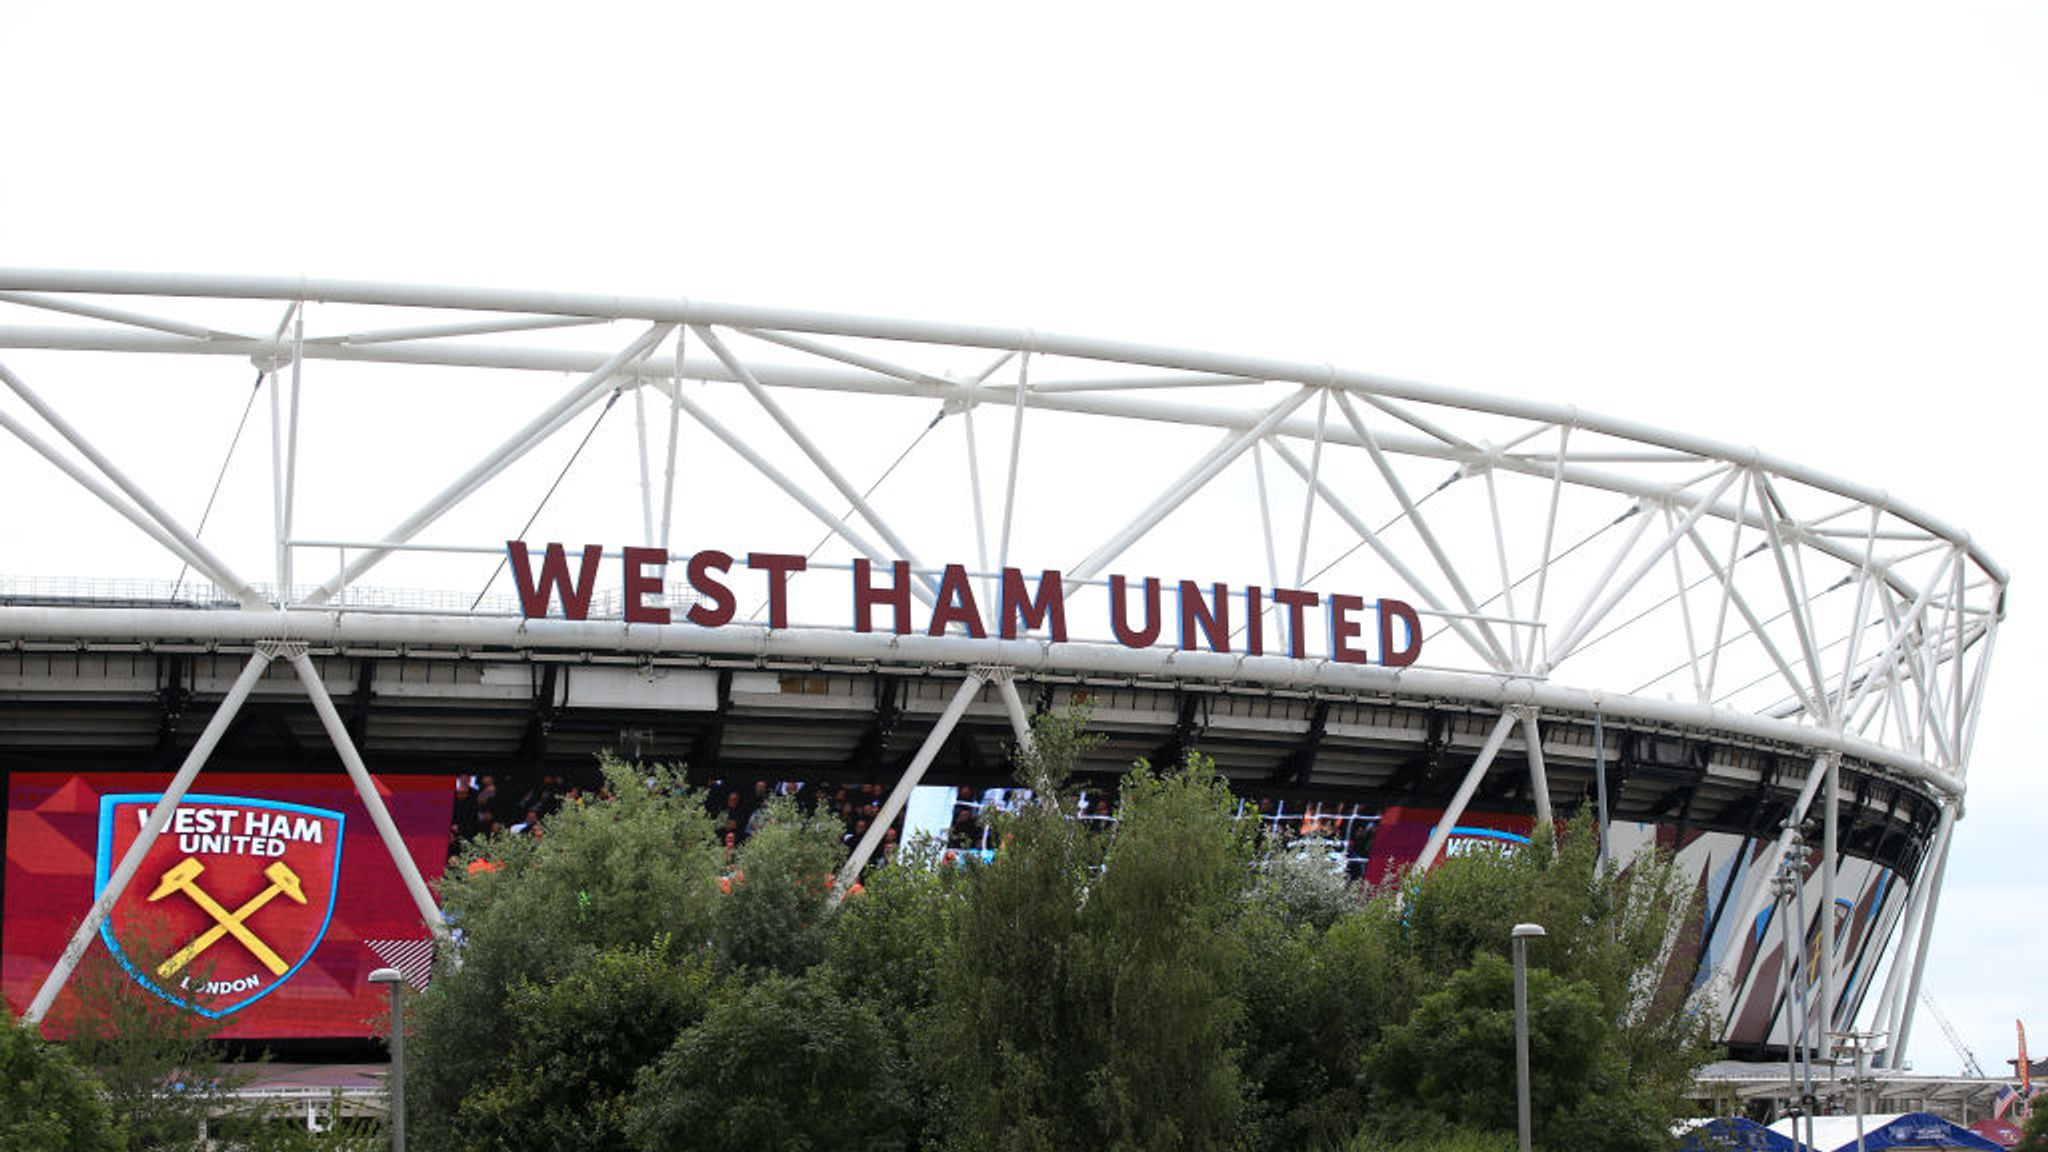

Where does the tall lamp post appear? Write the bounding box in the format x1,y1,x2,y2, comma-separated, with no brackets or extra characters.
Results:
1512,923,1547,1152
1830,1030,1886,1152
369,967,407,1152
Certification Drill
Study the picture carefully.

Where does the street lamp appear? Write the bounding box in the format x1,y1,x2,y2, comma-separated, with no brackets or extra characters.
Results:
368,967,407,1152
1512,923,1546,1152
1830,1030,1887,1152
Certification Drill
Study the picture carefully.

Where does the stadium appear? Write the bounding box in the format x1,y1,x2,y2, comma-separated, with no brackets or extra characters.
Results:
0,271,2005,1080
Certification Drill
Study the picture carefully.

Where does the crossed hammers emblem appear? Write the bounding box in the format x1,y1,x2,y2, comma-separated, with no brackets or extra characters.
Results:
147,857,306,979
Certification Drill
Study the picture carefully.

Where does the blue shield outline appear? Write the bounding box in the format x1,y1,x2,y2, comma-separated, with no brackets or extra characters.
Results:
94,792,345,1018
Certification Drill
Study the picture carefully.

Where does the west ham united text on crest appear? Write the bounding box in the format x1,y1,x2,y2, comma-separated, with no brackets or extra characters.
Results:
95,794,344,1017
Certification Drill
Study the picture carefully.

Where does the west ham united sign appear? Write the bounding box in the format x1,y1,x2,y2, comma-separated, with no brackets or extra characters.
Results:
94,794,344,1017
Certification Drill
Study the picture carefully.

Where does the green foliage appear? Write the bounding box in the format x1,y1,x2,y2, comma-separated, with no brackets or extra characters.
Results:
1256,842,1357,934
1,1015,123,1152
1327,1125,1516,1152
931,718,1255,1152
451,939,712,1151
930,711,1104,1151
628,972,911,1152
2020,1101,2048,1152
48,920,249,1152
712,795,848,977
1390,815,1718,1115
1080,754,1254,1151
1362,953,1665,1152
1240,892,1415,1152
407,755,723,1152
388,730,1720,1152
820,837,961,1148
221,1113,386,1151
821,836,956,1026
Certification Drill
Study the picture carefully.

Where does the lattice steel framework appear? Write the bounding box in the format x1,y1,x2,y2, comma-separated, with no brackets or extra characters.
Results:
0,270,2004,1062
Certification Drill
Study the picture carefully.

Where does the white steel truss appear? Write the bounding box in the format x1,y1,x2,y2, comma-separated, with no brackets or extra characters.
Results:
0,270,2006,1057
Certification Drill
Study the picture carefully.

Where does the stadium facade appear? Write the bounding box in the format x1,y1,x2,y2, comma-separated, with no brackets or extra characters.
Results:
0,270,2004,1064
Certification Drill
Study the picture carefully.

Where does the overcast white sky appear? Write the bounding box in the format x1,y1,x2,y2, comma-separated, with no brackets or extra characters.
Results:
3,1,2043,1076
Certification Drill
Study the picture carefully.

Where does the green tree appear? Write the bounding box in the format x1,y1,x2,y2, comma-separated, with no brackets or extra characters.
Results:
1,1015,122,1152
407,755,724,1152
46,919,249,1152
1389,815,1716,1116
1078,754,1253,1151
453,940,711,1151
2019,1100,2048,1152
1240,886,1415,1152
627,972,911,1151
930,713,1257,1152
929,711,1103,1152
1362,952,1665,1152
820,836,962,1148
821,835,956,1029
712,795,847,977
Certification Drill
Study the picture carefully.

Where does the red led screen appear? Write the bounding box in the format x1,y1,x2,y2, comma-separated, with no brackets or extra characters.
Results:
3,772,453,1039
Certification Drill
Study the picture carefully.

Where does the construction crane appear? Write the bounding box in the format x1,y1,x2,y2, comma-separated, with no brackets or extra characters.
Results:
1922,993,1987,1078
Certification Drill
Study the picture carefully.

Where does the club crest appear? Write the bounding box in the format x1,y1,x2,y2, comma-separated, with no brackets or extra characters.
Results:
94,793,344,1017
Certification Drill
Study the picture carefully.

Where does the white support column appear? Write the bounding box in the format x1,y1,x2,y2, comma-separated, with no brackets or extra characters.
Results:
1870,862,1931,1064
1293,388,1329,588
833,670,988,899
281,308,305,598
23,649,276,1024
1706,752,1832,1021
1890,803,1957,1064
1526,424,1572,672
1414,710,1521,873
287,650,452,947
658,327,685,554
992,670,1035,753
633,384,654,546
1519,709,1554,839
995,351,1030,580
1819,754,1839,1059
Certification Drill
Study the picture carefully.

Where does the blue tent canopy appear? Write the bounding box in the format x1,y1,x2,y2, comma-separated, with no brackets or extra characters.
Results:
1678,1117,1805,1152
1839,1113,2004,1152
1771,1112,2006,1152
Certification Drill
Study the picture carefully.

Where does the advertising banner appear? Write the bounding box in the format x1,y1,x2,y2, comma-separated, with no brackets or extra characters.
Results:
3,771,453,1038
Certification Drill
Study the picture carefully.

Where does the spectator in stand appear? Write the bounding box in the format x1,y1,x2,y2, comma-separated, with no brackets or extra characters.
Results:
452,776,479,839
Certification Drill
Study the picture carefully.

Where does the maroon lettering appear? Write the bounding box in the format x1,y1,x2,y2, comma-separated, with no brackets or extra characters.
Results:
622,547,670,625
747,552,807,630
685,550,735,628
1109,574,1163,648
1329,594,1368,664
927,564,987,638
1379,598,1422,668
1178,580,1230,653
1000,568,1067,641
853,559,913,635
1272,588,1319,659
508,541,603,620
1243,586,1265,656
